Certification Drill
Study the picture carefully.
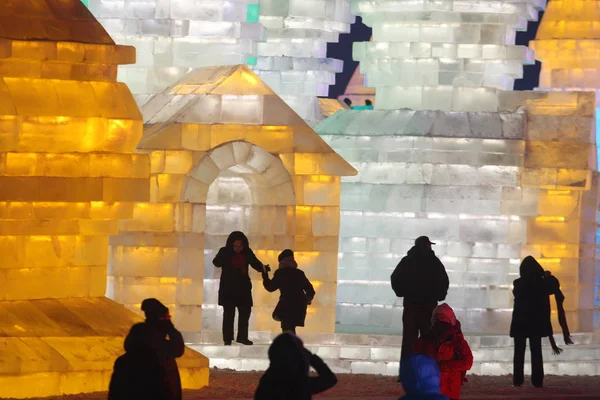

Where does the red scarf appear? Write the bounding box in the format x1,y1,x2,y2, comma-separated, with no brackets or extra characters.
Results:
232,253,247,276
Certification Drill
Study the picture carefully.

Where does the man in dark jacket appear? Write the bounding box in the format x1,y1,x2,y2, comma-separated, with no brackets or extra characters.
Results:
108,298,185,400
391,236,449,360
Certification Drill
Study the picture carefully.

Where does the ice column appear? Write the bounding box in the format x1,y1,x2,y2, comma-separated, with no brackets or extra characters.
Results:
88,0,265,106
254,0,354,126
349,0,544,110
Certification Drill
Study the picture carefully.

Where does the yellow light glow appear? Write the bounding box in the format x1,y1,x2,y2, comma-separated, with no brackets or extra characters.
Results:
535,216,566,222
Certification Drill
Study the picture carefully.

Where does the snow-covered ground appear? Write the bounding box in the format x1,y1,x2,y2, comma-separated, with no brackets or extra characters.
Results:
6,370,600,399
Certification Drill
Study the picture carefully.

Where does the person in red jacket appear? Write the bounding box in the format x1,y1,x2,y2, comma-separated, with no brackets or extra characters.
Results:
414,303,473,400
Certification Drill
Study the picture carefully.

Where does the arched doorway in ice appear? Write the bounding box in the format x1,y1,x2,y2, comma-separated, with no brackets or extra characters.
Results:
108,65,357,341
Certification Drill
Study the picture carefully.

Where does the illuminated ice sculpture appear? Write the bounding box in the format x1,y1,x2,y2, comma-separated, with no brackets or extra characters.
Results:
108,65,357,338
0,0,208,397
254,0,354,126
88,0,265,106
350,0,542,111
316,0,600,337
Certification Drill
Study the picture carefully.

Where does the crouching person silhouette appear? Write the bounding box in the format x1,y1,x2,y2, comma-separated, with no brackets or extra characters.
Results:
108,298,185,400
399,354,449,400
255,332,337,399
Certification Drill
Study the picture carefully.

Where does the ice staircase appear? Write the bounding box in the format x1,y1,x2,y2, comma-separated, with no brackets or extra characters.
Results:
188,330,600,376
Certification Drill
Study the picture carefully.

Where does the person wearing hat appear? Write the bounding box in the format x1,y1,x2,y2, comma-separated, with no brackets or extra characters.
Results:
391,236,449,363
109,298,185,400
262,249,316,333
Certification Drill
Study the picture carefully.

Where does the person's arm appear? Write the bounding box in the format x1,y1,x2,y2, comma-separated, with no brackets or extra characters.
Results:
548,334,563,355
302,271,316,303
213,247,227,268
390,258,407,297
436,257,450,302
262,269,279,292
247,249,265,273
307,353,337,395
546,272,573,345
161,320,185,358
438,338,473,373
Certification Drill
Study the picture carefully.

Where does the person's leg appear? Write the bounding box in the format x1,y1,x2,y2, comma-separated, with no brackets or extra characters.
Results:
512,336,526,386
401,306,419,360
281,321,296,333
417,304,436,337
236,305,252,344
222,306,235,345
529,336,544,388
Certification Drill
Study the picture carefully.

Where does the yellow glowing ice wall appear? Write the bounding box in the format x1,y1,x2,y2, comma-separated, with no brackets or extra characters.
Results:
108,65,356,337
529,0,600,331
0,1,208,397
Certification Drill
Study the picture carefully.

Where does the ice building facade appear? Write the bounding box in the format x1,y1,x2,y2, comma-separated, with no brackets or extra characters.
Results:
315,0,600,336
0,0,209,397
351,0,539,111
88,0,265,106
253,0,354,126
108,65,356,339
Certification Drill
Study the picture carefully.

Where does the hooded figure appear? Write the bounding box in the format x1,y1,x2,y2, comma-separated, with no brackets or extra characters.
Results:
108,298,185,400
414,304,473,400
510,256,562,388
213,231,265,345
399,354,449,400
262,249,316,333
254,332,337,400
391,236,450,359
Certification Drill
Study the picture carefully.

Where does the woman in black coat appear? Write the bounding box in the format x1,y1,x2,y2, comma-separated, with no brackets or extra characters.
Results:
263,249,315,333
213,231,265,345
108,298,185,400
509,256,561,388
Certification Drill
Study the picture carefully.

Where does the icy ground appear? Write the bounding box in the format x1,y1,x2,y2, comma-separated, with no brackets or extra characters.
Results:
5,369,600,399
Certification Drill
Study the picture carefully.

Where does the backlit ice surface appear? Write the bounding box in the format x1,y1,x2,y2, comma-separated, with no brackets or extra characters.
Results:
254,0,354,126
88,0,265,106
317,94,599,335
349,0,546,110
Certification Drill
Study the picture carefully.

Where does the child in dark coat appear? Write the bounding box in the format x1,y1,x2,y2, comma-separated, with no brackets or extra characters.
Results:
262,249,315,333
414,304,473,400
254,332,337,400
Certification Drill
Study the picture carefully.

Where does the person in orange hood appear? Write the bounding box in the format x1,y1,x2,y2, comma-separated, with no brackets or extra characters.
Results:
414,304,473,400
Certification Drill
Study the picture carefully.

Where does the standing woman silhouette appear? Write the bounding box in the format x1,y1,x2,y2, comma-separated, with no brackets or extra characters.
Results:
213,231,265,345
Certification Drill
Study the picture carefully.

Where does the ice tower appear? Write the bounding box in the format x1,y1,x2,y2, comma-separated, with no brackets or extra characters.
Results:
108,65,356,340
88,0,265,106
0,0,207,397
254,0,354,126
351,0,539,111
316,0,600,338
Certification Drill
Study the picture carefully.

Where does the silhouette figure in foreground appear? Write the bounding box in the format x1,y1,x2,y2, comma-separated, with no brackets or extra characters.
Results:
399,354,449,400
108,298,185,400
255,332,337,400
415,304,473,400
213,231,265,345
262,249,316,334
391,236,449,360
510,256,571,388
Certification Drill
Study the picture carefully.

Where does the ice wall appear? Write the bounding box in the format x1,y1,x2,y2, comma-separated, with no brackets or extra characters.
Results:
88,0,265,106
254,0,354,126
318,91,598,334
349,0,544,111
108,65,356,337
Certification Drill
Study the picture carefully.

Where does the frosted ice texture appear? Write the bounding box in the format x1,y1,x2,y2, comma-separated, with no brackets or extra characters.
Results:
317,91,599,334
254,0,354,126
88,0,265,106
349,0,546,110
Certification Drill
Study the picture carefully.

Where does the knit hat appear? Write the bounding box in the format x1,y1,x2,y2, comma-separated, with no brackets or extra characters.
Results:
278,249,294,262
141,298,168,321
432,303,456,326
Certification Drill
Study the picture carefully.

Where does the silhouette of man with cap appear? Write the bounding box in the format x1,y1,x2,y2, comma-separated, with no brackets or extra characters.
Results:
391,236,449,364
